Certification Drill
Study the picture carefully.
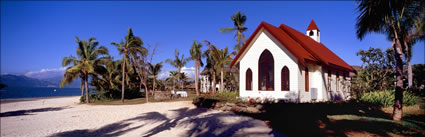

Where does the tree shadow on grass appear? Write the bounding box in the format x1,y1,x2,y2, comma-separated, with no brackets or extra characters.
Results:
49,107,276,137
0,107,70,117
234,101,425,137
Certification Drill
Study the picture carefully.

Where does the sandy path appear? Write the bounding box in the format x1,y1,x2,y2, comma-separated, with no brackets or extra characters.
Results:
1,97,276,137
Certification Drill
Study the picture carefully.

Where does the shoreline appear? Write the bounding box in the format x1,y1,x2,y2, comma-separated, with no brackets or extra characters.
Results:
0,95,80,104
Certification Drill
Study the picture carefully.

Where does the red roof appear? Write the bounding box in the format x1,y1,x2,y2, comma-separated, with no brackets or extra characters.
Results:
230,21,353,72
229,21,317,68
307,20,319,31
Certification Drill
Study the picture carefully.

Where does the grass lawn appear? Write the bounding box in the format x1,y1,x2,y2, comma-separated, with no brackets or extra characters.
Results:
90,90,197,105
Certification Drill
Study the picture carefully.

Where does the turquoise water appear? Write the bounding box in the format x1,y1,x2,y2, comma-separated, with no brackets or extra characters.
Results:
0,87,81,99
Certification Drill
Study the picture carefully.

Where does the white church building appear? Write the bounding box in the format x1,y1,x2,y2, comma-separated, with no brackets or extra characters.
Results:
230,20,354,102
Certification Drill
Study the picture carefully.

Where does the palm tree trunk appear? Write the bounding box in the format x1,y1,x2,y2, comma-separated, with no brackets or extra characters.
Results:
85,75,89,104
408,61,412,88
195,61,199,96
178,68,182,90
220,68,224,92
121,54,126,103
80,79,84,96
392,39,404,121
153,76,156,92
172,80,175,91
212,71,216,94
144,80,149,103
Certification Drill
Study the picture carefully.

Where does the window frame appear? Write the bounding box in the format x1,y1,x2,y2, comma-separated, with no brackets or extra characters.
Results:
246,68,252,91
281,66,290,91
258,50,274,91
305,67,309,92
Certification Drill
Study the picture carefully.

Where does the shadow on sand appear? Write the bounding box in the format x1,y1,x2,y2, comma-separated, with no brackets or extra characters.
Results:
0,107,70,117
48,101,424,137
49,107,278,137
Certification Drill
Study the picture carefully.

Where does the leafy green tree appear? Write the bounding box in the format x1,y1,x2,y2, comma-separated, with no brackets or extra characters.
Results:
353,47,396,96
412,64,425,96
61,37,109,103
111,28,144,103
190,40,203,96
165,49,190,90
148,62,163,92
356,0,424,120
219,11,248,52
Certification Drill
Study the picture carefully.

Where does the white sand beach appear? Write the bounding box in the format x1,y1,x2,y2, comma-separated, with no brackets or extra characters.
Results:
1,97,275,137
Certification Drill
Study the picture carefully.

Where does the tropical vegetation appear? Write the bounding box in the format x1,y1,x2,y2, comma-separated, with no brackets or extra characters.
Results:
355,0,425,121
60,37,109,103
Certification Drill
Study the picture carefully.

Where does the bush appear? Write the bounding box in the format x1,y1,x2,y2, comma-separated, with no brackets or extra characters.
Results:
195,91,240,103
358,90,419,107
79,88,146,103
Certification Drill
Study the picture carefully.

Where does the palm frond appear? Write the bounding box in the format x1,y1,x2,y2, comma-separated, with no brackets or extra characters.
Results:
219,27,236,33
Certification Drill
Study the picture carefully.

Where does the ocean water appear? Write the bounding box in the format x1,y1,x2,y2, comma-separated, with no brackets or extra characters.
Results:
0,87,81,99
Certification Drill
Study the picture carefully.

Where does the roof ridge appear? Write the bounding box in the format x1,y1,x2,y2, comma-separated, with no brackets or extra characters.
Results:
280,24,324,64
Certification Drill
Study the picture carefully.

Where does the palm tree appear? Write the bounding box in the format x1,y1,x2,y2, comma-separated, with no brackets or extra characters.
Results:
190,40,203,96
111,28,144,103
90,58,121,92
180,72,192,89
203,41,217,93
61,37,109,103
403,8,425,89
166,71,179,91
356,0,424,121
165,49,190,90
148,62,163,92
219,11,248,52
204,40,235,92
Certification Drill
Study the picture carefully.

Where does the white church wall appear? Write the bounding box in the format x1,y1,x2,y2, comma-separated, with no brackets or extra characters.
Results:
239,29,301,101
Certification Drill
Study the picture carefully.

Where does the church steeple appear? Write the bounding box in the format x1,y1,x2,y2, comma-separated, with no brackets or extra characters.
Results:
306,20,320,43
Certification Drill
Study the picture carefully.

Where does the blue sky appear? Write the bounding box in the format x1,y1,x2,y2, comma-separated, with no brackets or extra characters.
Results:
1,1,424,79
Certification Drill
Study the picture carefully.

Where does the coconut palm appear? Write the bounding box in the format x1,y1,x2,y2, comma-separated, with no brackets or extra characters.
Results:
219,11,248,52
403,8,425,89
90,58,121,92
165,49,191,90
190,40,203,96
148,62,163,92
111,28,144,103
202,41,217,93
129,49,150,102
180,72,192,89
204,41,235,92
356,0,424,121
61,37,109,103
166,71,179,91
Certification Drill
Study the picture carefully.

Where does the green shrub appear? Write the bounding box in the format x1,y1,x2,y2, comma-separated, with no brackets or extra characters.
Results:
79,88,145,103
358,90,419,107
198,91,240,103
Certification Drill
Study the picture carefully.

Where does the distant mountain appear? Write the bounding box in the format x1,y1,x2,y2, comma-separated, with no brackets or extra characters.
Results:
41,76,81,88
0,74,80,88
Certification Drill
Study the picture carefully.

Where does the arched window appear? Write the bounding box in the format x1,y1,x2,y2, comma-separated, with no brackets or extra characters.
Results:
259,50,274,91
246,68,252,91
305,67,309,92
281,66,290,91
309,31,314,36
